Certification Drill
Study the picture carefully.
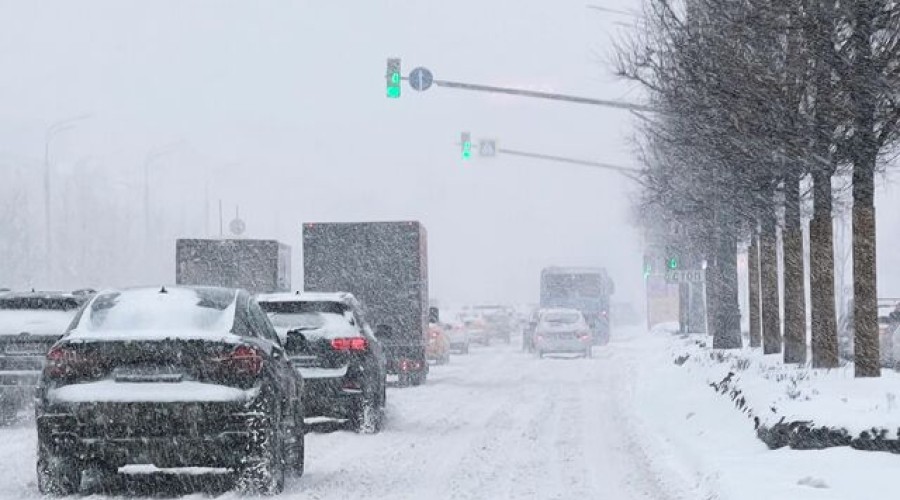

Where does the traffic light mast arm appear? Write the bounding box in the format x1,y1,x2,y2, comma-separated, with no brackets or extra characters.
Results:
425,78,653,112
496,147,643,182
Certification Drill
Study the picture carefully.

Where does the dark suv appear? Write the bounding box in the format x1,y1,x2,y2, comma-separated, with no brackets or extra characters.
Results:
0,291,89,423
258,292,387,433
35,286,304,495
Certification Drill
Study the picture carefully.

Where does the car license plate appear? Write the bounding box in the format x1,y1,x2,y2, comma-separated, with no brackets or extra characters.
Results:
113,366,184,383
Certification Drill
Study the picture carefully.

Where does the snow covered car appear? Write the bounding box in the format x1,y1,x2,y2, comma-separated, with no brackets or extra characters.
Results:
35,286,304,496
0,291,88,423
426,323,451,364
259,292,387,433
533,308,593,358
443,321,470,354
463,317,491,346
474,306,515,344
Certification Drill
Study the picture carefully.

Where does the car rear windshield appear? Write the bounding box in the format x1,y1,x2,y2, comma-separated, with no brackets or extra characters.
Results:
78,288,236,333
542,312,581,324
259,300,346,315
0,297,81,311
268,311,356,340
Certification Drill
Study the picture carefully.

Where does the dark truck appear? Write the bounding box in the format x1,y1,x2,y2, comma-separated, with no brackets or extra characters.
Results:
175,238,291,294
303,221,429,386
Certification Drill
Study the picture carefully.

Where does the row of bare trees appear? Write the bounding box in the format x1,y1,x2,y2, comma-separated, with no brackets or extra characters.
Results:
618,0,900,376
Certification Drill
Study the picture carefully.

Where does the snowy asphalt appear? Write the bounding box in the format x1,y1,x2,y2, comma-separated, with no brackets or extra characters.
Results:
0,327,689,499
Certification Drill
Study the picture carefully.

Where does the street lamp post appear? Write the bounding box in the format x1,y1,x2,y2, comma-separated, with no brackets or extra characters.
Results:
43,114,90,285
143,142,184,239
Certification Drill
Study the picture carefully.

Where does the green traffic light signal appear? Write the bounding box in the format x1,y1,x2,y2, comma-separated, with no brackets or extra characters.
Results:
386,58,401,99
667,257,678,270
461,132,472,160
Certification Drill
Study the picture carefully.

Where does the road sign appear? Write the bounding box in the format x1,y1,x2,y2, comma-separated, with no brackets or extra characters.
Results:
229,218,246,236
479,140,496,157
409,67,433,92
664,269,705,284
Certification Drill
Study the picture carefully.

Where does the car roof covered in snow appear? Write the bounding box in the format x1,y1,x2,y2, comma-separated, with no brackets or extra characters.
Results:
257,291,357,305
538,307,584,316
541,266,607,275
64,286,243,342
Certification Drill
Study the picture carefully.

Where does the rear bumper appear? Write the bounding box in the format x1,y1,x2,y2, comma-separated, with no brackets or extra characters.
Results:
302,376,363,419
536,339,590,353
36,401,269,468
0,371,41,407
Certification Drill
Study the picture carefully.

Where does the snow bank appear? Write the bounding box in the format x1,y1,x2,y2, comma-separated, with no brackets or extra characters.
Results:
620,327,900,500
666,328,900,452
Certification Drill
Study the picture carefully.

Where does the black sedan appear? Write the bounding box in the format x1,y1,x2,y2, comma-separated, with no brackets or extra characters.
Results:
35,286,304,495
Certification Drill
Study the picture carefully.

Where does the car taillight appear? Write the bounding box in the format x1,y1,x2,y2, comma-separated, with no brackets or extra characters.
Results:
219,345,264,376
46,344,96,379
331,337,368,351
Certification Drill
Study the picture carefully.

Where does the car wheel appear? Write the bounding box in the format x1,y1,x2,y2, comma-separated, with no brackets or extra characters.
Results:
37,444,82,496
0,399,17,425
83,460,119,494
352,392,383,434
537,350,544,359
411,370,426,386
236,412,286,495
288,407,305,477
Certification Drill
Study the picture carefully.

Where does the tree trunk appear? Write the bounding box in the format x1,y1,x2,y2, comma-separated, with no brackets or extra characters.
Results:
810,169,839,368
748,226,762,348
760,208,782,354
705,231,719,339
713,223,742,349
850,1,880,378
852,160,879,377
783,173,807,363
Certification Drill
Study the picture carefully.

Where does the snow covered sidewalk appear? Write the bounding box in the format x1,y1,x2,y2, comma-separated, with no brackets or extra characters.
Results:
621,326,899,499
665,328,900,451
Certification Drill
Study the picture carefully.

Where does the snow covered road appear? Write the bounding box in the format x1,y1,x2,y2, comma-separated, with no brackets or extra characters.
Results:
298,329,677,500
1,327,897,499
0,326,687,499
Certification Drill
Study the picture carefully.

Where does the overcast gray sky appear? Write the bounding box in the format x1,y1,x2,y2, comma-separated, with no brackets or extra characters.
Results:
15,0,900,310
0,0,653,305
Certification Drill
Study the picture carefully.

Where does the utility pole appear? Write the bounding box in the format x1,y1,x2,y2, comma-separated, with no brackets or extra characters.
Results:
143,142,184,241
43,114,91,285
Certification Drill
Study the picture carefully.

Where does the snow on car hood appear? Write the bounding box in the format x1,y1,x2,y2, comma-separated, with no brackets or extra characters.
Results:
0,310,77,337
47,379,260,404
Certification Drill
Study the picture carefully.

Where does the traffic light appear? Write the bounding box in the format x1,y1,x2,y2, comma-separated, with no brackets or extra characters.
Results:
642,256,652,279
667,256,679,270
386,58,401,99
461,132,472,160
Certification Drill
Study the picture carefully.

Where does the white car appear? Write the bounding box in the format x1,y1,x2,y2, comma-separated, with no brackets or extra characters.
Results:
443,321,470,354
533,308,593,358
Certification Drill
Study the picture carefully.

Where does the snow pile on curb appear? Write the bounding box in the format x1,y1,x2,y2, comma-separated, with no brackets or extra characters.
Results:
619,325,900,500
671,332,900,453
